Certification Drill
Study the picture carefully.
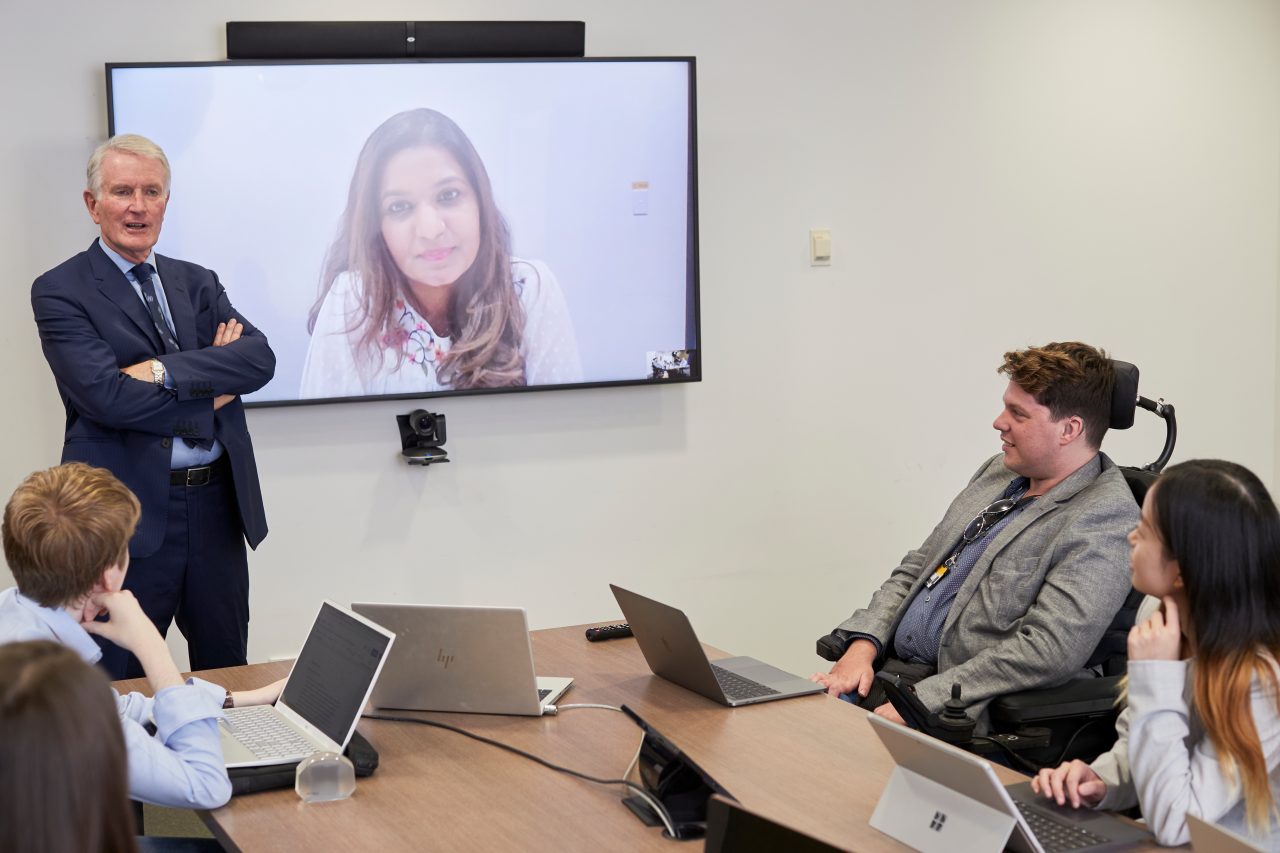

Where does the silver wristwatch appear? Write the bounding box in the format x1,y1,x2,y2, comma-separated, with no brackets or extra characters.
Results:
150,358,165,386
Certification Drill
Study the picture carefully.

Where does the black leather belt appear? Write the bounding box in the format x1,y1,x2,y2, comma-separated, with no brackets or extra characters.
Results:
170,456,226,487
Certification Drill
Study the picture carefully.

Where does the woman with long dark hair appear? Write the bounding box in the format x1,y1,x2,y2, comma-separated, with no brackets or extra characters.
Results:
301,108,581,396
0,641,137,853
1033,459,1280,847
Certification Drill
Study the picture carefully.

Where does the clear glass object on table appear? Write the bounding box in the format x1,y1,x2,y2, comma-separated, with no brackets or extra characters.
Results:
295,751,355,802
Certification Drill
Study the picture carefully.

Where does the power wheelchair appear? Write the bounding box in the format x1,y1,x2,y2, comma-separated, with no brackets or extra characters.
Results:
815,361,1177,772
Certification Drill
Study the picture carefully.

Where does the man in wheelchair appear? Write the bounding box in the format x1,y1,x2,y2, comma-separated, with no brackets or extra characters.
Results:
812,342,1138,740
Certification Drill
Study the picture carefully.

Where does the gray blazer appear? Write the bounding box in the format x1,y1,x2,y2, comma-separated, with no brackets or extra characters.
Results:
838,452,1138,721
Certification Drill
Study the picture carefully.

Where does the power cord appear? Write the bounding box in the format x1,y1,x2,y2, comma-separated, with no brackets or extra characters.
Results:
362,711,678,838
1048,718,1109,767
970,735,1042,774
972,716,1111,775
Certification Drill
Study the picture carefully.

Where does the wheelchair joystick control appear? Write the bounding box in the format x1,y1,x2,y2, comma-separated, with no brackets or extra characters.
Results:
936,683,977,739
875,672,977,745
941,684,968,722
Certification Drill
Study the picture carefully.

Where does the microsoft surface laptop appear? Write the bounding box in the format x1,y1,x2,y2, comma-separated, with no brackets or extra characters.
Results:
220,601,395,769
351,603,572,716
867,714,1150,853
609,585,823,707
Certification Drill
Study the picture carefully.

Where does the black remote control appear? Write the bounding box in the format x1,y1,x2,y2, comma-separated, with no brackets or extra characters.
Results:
585,623,633,641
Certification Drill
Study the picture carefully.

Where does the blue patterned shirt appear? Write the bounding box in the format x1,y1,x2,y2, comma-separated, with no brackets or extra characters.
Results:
892,478,1032,665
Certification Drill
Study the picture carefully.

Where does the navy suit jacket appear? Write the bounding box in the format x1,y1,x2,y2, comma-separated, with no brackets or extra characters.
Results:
32,241,274,557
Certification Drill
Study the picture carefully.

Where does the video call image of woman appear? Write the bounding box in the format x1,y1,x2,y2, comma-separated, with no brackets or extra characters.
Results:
301,108,583,397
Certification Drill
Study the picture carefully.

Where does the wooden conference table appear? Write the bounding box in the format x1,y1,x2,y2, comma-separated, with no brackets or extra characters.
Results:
120,625,1160,852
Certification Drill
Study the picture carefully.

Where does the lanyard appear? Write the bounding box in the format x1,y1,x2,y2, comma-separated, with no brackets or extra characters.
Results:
924,482,1031,590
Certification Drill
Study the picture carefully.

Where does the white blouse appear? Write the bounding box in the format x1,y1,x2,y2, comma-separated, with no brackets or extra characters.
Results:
1090,599,1280,849
300,258,582,398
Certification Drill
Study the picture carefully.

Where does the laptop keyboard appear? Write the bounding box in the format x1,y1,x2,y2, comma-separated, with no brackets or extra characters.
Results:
223,706,318,760
711,665,780,700
537,688,552,701
1015,801,1110,852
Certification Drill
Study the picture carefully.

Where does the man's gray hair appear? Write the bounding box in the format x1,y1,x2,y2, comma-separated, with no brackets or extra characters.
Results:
86,134,171,198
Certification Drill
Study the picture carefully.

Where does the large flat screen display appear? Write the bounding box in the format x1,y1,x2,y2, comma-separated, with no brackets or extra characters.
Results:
106,58,699,406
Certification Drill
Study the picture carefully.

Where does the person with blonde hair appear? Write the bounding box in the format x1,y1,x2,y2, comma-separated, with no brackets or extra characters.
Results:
0,463,282,810
1034,459,1280,848
301,108,581,397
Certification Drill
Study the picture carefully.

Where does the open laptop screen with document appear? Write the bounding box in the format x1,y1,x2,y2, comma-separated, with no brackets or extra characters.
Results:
279,602,395,745
220,601,396,768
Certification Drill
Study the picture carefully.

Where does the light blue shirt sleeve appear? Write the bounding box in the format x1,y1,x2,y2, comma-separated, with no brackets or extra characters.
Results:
114,687,155,726
0,589,231,808
121,677,231,809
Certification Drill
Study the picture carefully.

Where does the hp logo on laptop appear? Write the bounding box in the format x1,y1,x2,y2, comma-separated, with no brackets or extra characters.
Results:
929,812,947,832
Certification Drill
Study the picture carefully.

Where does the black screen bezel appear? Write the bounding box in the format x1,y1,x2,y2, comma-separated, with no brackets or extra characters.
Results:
104,56,701,409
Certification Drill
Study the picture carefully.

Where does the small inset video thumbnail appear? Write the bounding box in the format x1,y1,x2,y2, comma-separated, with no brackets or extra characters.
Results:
647,350,693,380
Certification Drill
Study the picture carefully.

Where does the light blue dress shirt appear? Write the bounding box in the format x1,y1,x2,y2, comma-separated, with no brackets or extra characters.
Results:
97,238,223,469
0,586,232,808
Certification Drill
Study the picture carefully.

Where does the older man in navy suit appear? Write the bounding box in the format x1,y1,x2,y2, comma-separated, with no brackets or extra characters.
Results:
31,134,274,679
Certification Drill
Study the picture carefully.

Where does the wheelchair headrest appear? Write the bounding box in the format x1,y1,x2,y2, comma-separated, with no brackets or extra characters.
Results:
1110,360,1139,430
1120,466,1157,507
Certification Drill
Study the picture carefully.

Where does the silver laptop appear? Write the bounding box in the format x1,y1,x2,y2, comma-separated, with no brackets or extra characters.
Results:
609,585,824,706
867,714,1150,853
1187,814,1267,852
351,603,572,716
220,601,396,769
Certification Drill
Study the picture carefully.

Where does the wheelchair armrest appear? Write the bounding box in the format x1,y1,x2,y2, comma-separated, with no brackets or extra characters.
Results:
989,676,1123,725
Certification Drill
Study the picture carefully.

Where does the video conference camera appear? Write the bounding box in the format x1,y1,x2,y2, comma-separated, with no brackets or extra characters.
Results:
397,409,449,466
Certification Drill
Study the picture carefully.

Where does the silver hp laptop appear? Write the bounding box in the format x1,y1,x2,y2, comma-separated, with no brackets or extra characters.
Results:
867,714,1150,853
351,603,572,716
1187,814,1267,852
220,601,395,769
609,585,823,706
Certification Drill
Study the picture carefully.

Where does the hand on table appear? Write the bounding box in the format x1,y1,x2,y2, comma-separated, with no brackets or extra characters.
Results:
810,638,877,698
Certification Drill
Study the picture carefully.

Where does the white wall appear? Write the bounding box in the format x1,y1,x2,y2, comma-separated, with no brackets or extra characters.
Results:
1,1,1276,679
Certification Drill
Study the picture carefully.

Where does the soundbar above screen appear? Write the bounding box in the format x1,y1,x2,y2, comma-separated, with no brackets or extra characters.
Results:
106,58,699,407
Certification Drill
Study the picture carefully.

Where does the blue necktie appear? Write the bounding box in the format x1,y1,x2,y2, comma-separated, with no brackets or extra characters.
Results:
131,263,180,354
132,262,210,450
